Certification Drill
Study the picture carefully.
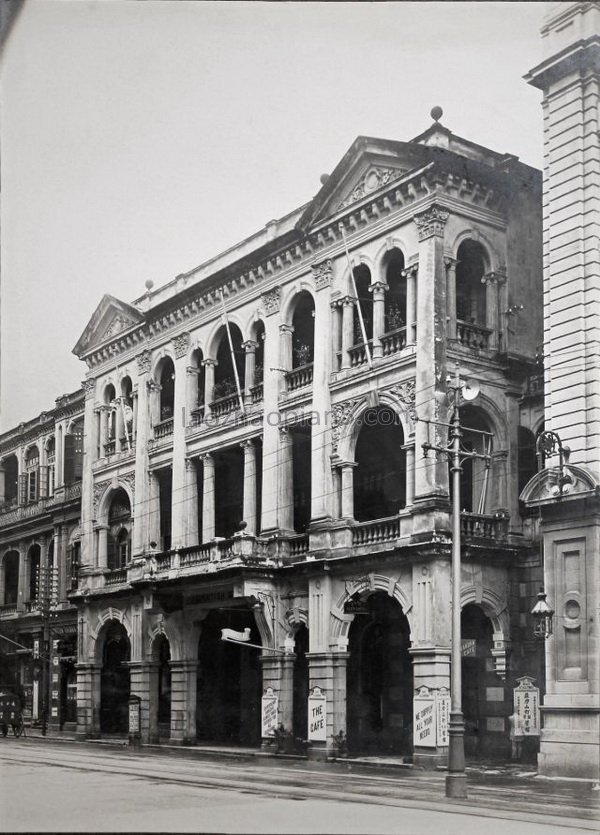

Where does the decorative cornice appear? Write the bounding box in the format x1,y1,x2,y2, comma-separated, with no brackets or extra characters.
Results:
172,331,190,359
262,287,281,316
311,258,333,291
413,206,450,240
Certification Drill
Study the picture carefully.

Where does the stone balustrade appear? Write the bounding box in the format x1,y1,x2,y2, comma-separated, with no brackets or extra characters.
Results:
352,515,401,546
381,327,407,357
210,392,241,419
460,512,507,540
285,363,314,392
154,417,174,439
348,341,374,367
456,320,491,350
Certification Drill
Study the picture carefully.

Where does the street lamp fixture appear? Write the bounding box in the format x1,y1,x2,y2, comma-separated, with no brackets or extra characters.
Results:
532,590,554,640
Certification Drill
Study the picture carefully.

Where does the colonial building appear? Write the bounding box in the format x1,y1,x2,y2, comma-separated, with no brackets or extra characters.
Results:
70,115,546,763
0,390,84,731
523,0,600,780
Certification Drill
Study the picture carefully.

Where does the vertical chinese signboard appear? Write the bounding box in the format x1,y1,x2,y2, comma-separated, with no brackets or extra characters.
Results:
513,676,540,736
436,687,450,747
308,686,327,741
261,687,279,738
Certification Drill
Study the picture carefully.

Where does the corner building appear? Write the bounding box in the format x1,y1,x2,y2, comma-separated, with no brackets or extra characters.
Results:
72,118,545,764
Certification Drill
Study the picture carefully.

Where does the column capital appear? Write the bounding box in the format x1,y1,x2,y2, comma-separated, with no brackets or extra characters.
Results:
241,340,258,353
337,460,358,470
146,379,161,393
200,452,214,463
201,358,218,368
401,263,418,279
240,438,256,450
368,281,389,298
483,268,507,285
340,295,357,307
443,256,458,270
279,323,294,334
413,206,449,240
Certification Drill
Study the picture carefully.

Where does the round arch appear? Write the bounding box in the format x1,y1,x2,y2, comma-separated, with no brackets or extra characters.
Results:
204,313,246,360
332,574,413,645
449,227,499,270
97,481,134,526
90,608,133,665
279,283,316,326
336,394,413,465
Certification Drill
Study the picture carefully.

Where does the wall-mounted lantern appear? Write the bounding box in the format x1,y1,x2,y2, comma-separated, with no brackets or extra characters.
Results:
532,590,554,639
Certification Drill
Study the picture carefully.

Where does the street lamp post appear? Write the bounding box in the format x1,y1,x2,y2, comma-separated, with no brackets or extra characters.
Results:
422,364,491,799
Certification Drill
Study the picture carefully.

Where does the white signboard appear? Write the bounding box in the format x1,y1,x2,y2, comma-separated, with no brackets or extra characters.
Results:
436,688,450,747
261,687,279,738
308,686,327,741
513,676,540,736
413,686,436,748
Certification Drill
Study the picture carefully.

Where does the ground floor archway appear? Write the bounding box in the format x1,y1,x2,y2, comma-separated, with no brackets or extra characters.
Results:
196,609,262,745
99,621,130,734
292,625,309,741
347,592,413,755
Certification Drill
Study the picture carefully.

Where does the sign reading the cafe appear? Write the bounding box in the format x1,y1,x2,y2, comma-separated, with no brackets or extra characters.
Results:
436,687,450,747
308,686,327,741
413,686,436,748
261,687,279,738
513,676,540,736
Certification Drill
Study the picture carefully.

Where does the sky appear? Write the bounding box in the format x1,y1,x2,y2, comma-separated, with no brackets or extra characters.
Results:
0,0,553,431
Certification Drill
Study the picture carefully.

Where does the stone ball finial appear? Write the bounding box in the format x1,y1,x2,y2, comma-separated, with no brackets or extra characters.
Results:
320,173,330,185
431,106,443,123
145,279,154,291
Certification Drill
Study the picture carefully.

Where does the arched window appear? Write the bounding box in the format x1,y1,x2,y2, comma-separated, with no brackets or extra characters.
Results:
25,446,40,504
190,348,205,416
291,292,315,368
107,489,132,570
120,376,134,446
214,324,244,401
354,407,406,521
456,240,487,327
46,437,56,497
104,384,117,440
384,249,406,334
252,321,265,386
353,265,373,343
3,550,19,605
159,359,175,421
64,419,84,484
452,405,493,514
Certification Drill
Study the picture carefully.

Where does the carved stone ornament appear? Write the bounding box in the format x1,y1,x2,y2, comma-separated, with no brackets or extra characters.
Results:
311,259,333,291
262,287,281,316
172,332,190,359
119,472,135,501
82,379,96,400
337,167,406,211
388,380,417,421
331,398,365,454
136,350,152,375
413,206,449,241
101,314,135,342
92,479,111,515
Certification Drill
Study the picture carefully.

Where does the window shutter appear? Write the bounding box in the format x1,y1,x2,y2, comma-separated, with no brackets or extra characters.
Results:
18,473,28,505
39,466,48,499
64,435,75,484
73,427,84,480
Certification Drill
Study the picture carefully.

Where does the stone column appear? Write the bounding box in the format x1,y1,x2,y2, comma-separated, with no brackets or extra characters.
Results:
96,525,109,570
242,341,258,405
369,281,388,359
201,454,215,542
169,660,198,745
340,296,355,370
17,546,27,613
80,380,97,571
330,300,342,372
307,652,349,759
132,388,138,444
129,661,154,744
202,359,217,420
484,271,500,351
278,428,294,534
310,282,334,527
339,462,356,520
54,525,66,603
75,662,101,739
279,324,294,372
444,257,458,342
170,342,189,549
404,441,415,508
413,206,450,509
260,655,294,743
147,472,161,549
241,440,258,534
183,459,199,546
0,464,5,504
132,352,152,557
260,292,282,535
403,265,418,345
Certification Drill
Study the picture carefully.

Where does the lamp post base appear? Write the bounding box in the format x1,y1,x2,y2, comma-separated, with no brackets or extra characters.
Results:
445,772,468,798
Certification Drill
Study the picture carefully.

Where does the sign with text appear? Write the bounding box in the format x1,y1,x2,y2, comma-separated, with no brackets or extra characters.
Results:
436,689,450,747
513,676,540,736
261,687,279,738
413,686,436,748
308,687,327,741
461,639,477,657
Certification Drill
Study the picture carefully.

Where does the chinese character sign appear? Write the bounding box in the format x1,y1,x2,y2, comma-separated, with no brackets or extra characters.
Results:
436,689,450,747
513,676,540,736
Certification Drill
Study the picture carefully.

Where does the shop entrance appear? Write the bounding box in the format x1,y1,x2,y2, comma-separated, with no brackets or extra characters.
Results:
99,622,130,734
461,604,510,760
196,608,262,745
347,592,412,755
292,625,309,741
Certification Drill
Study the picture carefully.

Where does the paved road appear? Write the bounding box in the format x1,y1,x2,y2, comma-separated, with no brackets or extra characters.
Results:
0,739,598,833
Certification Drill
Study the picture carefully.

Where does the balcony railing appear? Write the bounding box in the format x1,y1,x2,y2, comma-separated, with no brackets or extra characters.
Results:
249,383,264,404
105,568,127,586
179,544,213,568
348,341,373,368
460,512,506,540
154,417,174,439
210,392,241,419
288,534,309,558
381,327,407,357
456,320,491,350
103,440,116,456
0,604,18,617
352,515,401,546
286,363,314,392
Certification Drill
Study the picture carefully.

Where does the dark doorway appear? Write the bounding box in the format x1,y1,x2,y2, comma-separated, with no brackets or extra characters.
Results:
292,426,311,533
100,622,130,734
214,447,244,538
155,635,171,735
197,608,262,745
354,407,405,521
347,592,412,755
292,625,309,741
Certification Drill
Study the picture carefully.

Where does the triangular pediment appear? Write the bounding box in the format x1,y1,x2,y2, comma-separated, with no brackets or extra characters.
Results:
73,294,145,358
297,137,430,231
